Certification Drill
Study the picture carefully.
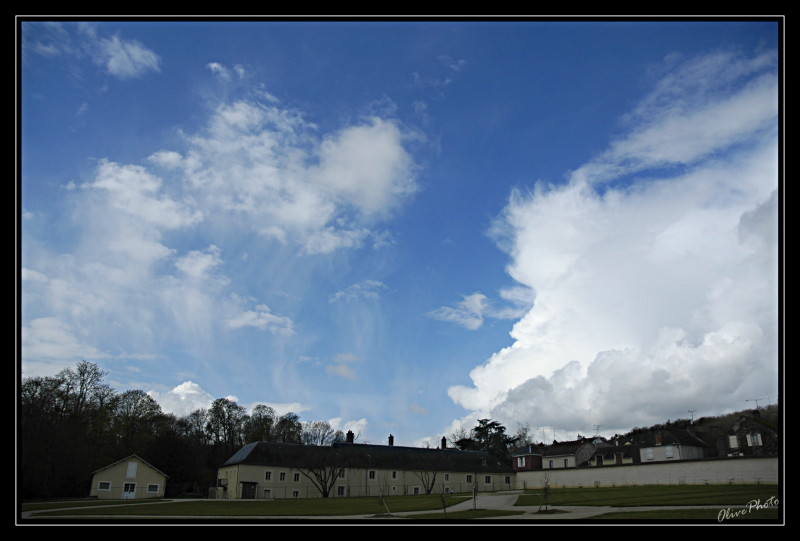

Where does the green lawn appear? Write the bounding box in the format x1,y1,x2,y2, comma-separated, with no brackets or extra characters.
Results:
29,494,471,518
516,484,779,507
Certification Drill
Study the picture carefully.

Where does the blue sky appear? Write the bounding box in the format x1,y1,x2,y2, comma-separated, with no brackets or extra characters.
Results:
19,18,781,446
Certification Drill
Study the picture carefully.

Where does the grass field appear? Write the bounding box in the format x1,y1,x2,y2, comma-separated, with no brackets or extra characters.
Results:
22,484,781,522
26,494,471,517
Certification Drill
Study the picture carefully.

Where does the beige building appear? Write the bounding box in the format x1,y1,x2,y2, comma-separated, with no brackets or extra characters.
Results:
90,454,168,500
214,434,514,499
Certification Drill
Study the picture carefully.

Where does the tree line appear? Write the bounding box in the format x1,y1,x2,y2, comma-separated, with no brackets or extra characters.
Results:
19,361,346,500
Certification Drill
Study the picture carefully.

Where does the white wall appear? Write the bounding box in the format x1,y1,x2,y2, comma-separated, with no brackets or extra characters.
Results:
515,457,778,489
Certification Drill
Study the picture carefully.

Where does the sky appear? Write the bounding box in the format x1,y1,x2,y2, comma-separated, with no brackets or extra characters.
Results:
19,18,781,447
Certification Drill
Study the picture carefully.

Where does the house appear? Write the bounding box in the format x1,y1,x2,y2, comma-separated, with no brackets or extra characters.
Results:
720,413,779,457
542,438,595,469
90,454,168,500
214,432,514,499
587,443,640,467
635,428,707,463
511,444,545,471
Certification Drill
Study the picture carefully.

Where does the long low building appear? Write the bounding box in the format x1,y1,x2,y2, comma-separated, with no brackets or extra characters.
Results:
214,433,514,499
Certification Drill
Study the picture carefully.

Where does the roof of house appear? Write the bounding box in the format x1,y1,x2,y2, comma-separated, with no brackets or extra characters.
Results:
91,454,169,478
635,428,708,448
222,441,514,473
542,439,593,457
591,444,638,460
511,444,546,457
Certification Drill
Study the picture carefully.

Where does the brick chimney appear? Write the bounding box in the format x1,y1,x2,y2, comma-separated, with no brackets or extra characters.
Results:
388,434,394,446
346,430,354,444
441,436,447,449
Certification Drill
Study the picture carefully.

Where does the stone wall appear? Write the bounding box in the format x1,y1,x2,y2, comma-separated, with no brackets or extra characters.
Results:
515,456,778,489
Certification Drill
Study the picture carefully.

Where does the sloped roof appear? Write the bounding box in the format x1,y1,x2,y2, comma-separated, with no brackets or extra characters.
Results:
91,454,169,478
543,439,593,457
222,441,513,473
591,444,638,460
636,428,708,448
511,444,546,457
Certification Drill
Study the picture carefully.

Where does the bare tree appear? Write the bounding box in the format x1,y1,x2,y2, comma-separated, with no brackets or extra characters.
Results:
296,447,348,498
538,472,551,512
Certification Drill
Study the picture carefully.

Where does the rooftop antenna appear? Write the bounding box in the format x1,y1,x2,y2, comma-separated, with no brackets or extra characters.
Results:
688,410,695,423
593,424,601,436
746,398,768,409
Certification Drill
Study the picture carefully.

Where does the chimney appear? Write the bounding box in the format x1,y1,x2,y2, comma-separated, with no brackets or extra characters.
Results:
388,434,394,446
441,436,447,449
346,430,354,444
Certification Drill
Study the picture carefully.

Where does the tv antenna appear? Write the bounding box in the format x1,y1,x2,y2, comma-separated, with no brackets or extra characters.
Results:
746,398,768,409
593,424,601,436
688,410,695,423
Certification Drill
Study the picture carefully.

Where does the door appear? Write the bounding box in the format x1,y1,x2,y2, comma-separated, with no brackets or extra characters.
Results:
122,482,136,499
241,482,257,499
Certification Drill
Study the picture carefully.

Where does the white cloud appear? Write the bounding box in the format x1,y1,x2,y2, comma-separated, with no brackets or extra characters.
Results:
226,303,295,336
326,363,358,380
21,317,108,365
97,34,161,79
449,49,779,436
148,381,216,417
428,288,534,330
329,280,388,303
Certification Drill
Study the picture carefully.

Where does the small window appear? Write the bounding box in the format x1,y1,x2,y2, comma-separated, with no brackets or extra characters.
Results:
645,448,654,460
548,460,554,469
279,472,286,481
368,470,376,480
466,474,473,483
504,476,511,485
98,481,111,491
392,471,397,479
444,473,449,481
265,471,272,480
728,435,739,449
747,433,762,446
563,458,569,468
413,486,420,495
337,486,345,496
293,473,300,482
338,468,346,479
484,475,492,484
147,484,159,493
665,446,674,458
292,490,299,498
517,456,526,468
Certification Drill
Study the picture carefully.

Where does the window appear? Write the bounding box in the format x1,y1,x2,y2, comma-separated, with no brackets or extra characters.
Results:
293,473,300,482
505,476,511,485
747,433,762,446
392,471,397,479
444,473,450,481
368,470,376,480
97,481,111,491
665,446,674,458
337,486,345,496
595,455,604,466
147,484,159,493
728,435,739,449
466,475,473,483
548,460,554,469
265,471,272,481
480,458,487,466
563,458,569,468
517,456,526,468
292,490,299,498
338,468,346,479
413,486,420,495
279,472,286,481
645,448,654,460
485,475,492,484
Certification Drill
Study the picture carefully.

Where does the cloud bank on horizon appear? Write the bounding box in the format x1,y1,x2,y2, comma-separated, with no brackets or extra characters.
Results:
446,49,779,438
